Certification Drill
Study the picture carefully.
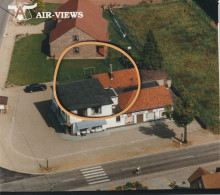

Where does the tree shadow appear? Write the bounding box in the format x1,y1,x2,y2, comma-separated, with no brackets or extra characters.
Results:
139,123,176,139
43,19,56,34
41,33,50,57
194,0,217,24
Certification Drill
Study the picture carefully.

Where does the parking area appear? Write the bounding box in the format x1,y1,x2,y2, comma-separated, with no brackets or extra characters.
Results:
0,84,219,174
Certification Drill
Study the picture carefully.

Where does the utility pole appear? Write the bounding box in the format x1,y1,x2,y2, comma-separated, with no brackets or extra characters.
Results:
46,158,49,169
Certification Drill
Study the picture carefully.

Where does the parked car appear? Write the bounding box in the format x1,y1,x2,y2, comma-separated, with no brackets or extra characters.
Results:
25,83,47,93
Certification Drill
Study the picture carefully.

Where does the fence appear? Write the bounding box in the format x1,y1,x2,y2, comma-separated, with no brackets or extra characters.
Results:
170,84,210,130
112,11,143,53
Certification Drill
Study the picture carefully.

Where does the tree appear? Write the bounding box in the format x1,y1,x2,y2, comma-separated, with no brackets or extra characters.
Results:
31,0,45,17
163,93,197,143
139,30,163,70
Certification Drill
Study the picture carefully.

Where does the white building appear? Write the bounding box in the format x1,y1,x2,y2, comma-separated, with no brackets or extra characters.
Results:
51,69,173,136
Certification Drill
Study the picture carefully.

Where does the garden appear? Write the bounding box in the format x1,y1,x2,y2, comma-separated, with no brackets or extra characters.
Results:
112,0,218,131
7,34,125,85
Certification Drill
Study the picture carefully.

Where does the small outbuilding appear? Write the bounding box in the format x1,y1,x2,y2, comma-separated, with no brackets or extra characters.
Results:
0,96,8,114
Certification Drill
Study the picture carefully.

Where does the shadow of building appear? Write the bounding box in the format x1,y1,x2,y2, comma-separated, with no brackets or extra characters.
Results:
34,100,65,134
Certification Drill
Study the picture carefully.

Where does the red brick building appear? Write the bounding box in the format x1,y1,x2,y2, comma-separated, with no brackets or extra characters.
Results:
50,0,109,59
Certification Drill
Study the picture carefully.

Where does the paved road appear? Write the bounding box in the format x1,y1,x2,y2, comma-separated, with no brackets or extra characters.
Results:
0,141,219,191
0,0,13,50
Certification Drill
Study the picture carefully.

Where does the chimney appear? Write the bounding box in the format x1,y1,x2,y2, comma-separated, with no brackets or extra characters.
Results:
109,64,113,80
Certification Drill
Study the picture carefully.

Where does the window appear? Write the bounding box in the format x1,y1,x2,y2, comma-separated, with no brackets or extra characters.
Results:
73,35,79,41
73,47,79,53
91,106,101,114
146,112,155,121
116,116,120,122
92,126,101,130
77,109,87,116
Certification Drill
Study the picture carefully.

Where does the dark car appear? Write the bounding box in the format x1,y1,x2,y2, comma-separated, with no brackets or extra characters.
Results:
25,83,47,93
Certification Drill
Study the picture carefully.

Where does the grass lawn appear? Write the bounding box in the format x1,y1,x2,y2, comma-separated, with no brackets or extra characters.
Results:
26,3,61,25
114,1,218,130
8,11,135,85
58,57,125,84
8,34,125,85
103,11,140,61
8,34,55,85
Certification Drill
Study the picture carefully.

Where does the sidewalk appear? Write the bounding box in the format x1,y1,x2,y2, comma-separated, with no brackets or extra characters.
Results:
0,21,44,89
0,86,219,174
0,18,219,175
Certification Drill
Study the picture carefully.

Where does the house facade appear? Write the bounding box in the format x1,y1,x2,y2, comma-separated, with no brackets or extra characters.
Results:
50,0,109,59
188,167,220,189
51,68,173,136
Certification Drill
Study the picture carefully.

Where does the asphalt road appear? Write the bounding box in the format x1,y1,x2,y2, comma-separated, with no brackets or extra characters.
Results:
0,141,219,191
0,0,13,50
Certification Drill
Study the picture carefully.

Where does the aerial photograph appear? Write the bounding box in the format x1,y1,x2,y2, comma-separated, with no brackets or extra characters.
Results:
0,0,219,193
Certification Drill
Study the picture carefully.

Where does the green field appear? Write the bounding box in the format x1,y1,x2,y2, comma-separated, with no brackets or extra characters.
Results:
8,34,125,85
26,3,61,25
103,11,140,60
57,57,124,84
114,1,218,131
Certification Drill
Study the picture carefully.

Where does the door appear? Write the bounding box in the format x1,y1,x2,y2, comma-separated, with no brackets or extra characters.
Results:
137,114,143,123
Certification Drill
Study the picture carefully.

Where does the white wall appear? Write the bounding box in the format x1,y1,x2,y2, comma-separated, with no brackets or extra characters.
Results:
111,96,118,105
52,93,168,135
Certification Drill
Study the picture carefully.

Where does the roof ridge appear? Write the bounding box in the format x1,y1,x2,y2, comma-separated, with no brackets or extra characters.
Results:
58,78,97,86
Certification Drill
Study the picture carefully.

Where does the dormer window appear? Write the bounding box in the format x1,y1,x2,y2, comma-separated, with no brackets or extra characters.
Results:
92,106,101,114
73,47,79,53
73,35,79,41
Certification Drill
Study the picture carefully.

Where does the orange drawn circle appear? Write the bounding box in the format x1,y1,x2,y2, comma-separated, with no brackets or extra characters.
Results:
53,41,141,120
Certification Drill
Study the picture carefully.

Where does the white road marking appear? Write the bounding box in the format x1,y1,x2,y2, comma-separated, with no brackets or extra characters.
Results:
87,176,108,182
81,166,102,171
88,179,110,185
85,173,107,179
177,155,194,160
83,170,105,177
196,152,218,157
81,168,103,174
81,166,110,185
61,178,76,182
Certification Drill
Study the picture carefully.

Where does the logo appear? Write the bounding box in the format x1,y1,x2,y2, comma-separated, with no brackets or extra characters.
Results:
8,3,84,21
36,12,83,19
8,3,37,21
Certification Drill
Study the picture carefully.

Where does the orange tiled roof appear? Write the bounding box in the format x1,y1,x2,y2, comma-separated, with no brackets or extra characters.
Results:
188,167,210,183
118,86,173,112
91,68,138,89
202,172,220,189
50,0,108,43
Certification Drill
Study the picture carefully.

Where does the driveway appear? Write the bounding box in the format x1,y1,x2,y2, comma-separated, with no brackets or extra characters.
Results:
0,17,44,89
0,85,219,174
